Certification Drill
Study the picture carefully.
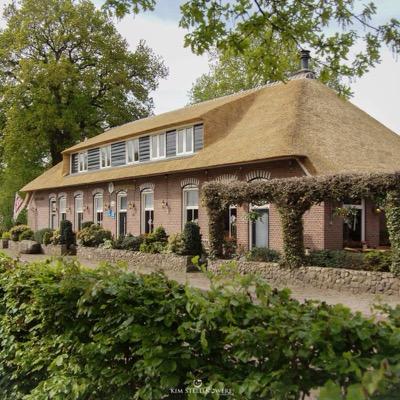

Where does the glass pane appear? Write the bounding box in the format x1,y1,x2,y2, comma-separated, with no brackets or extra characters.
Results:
185,189,198,207
134,139,139,161
119,195,127,210
127,141,133,163
75,197,83,212
177,130,184,153
59,197,66,213
252,209,268,248
185,128,193,152
144,192,153,209
151,136,158,158
159,134,165,157
94,195,103,212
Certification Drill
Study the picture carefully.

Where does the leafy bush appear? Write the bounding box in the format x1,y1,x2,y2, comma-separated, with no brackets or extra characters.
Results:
34,228,54,244
114,234,144,251
139,241,166,254
152,226,168,243
77,224,112,247
246,247,281,262
100,239,114,249
182,221,202,256
364,250,392,272
1,232,10,240
0,256,400,399
19,229,34,241
167,233,185,254
51,229,61,245
42,230,54,245
59,220,75,248
9,224,31,241
81,221,94,230
307,250,365,269
223,237,237,258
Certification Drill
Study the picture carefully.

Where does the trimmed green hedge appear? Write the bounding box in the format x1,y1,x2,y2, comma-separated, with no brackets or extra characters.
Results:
0,254,399,399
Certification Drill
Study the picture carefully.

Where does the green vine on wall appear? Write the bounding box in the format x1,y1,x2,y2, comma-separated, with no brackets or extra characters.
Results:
202,172,400,273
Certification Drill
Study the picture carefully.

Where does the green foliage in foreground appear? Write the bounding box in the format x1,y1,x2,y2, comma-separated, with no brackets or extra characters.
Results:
0,253,400,399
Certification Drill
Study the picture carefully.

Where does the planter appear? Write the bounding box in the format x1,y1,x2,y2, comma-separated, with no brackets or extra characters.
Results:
8,240,20,252
41,244,73,256
19,240,41,254
0,238,9,249
208,259,400,296
77,246,192,272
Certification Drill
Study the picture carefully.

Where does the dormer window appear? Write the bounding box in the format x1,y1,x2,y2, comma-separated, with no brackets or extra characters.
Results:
177,127,193,155
127,139,139,163
151,133,166,160
100,146,111,168
78,152,88,172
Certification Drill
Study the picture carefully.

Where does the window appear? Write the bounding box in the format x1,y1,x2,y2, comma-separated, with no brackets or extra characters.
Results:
343,199,365,247
127,139,139,163
223,206,237,238
100,146,111,168
59,196,67,223
75,195,83,231
151,133,166,160
93,193,104,225
183,185,199,225
117,192,128,237
78,152,88,172
176,127,194,155
49,197,57,229
141,189,154,234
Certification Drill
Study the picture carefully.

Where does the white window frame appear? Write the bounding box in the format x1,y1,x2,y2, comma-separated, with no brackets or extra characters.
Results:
59,196,67,224
126,139,139,164
343,199,365,242
176,127,194,156
141,189,154,234
151,133,166,160
93,193,104,226
182,185,199,226
117,191,128,237
74,195,83,231
49,197,57,229
100,145,111,169
229,205,237,238
249,203,270,250
78,151,88,172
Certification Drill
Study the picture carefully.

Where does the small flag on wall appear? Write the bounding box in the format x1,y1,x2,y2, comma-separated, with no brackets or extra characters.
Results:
13,193,25,221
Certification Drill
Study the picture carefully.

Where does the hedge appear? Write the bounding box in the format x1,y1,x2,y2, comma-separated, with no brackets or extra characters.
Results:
0,253,399,399
202,172,400,272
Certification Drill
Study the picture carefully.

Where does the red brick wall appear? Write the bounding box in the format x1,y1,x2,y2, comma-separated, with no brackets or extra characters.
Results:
28,158,368,252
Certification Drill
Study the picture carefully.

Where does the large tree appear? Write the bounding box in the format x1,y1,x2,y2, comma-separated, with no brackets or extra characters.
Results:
0,0,167,228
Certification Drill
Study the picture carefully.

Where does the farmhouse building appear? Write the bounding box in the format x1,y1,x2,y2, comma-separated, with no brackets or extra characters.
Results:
21,68,400,251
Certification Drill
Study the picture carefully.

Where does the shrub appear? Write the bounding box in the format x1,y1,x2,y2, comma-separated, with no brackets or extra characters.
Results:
0,257,399,399
246,247,281,262
307,250,365,269
42,230,54,245
59,220,75,248
81,221,94,229
182,221,202,256
167,233,185,254
77,224,112,247
223,237,237,258
100,239,114,249
9,224,31,241
122,234,144,251
34,228,54,244
364,250,392,272
152,226,168,243
51,229,61,245
19,229,34,241
139,241,166,254
1,232,11,240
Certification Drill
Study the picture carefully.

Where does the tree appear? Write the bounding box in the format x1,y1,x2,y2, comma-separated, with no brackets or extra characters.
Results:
104,0,400,97
0,0,167,229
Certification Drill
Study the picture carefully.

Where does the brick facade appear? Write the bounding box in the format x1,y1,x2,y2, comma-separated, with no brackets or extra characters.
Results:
27,158,384,251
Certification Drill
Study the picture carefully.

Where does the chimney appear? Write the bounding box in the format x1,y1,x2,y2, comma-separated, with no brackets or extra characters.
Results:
300,49,311,70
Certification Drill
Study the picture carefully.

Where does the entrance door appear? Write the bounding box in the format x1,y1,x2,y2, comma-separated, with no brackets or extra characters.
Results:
251,207,269,248
117,192,128,237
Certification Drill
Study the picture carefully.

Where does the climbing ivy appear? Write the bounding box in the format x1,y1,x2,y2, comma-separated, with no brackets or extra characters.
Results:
202,172,400,272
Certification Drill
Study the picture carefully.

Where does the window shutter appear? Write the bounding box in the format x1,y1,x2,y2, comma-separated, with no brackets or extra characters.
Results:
111,142,126,167
71,153,79,173
87,148,100,170
139,136,150,162
194,124,204,152
166,130,176,157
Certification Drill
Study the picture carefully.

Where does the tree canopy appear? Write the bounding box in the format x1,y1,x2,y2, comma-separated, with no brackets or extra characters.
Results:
0,0,167,229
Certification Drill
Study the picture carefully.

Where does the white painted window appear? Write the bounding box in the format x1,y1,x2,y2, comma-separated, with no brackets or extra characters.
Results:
74,195,83,231
59,196,67,223
100,145,111,168
141,189,154,234
117,191,128,237
93,193,104,225
151,133,166,160
49,197,57,229
126,139,139,164
176,127,194,155
183,185,199,225
78,152,88,172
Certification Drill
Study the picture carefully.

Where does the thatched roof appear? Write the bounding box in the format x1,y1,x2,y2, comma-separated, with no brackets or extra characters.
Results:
21,77,400,192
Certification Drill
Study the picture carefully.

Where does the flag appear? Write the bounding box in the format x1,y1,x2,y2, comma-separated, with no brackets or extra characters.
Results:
13,193,25,221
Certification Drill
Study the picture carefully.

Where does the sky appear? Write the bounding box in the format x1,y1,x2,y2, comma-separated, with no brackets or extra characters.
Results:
1,0,399,134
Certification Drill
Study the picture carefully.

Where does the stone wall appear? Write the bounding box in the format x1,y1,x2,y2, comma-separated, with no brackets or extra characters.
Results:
42,244,69,256
77,246,192,272
208,260,400,296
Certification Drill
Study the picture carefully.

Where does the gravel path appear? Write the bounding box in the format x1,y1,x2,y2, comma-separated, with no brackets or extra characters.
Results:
3,249,400,316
